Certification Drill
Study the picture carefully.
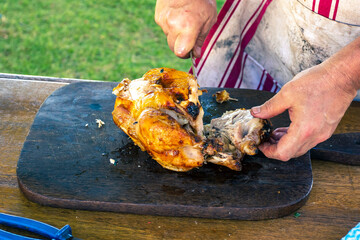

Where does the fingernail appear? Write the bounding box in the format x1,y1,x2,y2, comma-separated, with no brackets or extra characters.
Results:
175,45,186,56
251,106,260,114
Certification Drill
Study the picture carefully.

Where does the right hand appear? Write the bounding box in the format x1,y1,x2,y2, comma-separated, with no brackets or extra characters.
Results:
251,61,357,161
155,0,217,58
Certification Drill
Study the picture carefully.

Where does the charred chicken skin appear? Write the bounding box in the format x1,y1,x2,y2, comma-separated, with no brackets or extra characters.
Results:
112,68,271,172
112,68,205,172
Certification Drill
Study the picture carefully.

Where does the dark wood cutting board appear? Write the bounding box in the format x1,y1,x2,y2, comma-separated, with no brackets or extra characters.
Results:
17,82,312,220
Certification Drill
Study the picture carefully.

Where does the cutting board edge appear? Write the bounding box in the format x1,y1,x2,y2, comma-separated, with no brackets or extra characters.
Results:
16,82,313,220
17,176,312,220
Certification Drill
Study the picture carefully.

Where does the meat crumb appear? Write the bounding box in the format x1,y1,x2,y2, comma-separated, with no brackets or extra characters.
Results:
213,90,238,103
96,119,105,128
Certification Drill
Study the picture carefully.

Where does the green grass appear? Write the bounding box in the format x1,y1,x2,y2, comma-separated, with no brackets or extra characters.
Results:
0,0,225,81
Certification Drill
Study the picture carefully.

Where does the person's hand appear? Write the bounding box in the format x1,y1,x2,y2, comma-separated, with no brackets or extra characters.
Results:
251,59,358,161
155,0,217,58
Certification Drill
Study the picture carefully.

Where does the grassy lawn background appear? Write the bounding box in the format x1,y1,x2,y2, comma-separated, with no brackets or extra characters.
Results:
0,0,225,81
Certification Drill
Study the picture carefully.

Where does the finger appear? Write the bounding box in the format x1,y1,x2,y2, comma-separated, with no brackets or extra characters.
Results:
192,32,207,58
273,127,288,133
174,30,200,58
167,33,177,55
251,91,290,119
193,45,202,58
270,127,288,141
268,136,279,144
260,127,301,161
261,124,319,161
192,18,216,58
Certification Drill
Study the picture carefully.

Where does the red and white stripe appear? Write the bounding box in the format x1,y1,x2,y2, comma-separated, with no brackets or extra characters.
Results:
191,0,359,97
195,0,242,76
219,0,272,88
312,0,340,20
192,0,279,92
256,69,279,92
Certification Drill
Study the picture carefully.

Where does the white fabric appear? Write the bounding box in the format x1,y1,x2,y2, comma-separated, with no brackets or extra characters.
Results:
196,0,360,100
297,0,360,26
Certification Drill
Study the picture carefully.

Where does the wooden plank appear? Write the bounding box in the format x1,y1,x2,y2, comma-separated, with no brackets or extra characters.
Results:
1,79,359,239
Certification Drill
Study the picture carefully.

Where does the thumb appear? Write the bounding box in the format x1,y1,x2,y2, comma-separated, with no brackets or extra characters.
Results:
251,92,289,119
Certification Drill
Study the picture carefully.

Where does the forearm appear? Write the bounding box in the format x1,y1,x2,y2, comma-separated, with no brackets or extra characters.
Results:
324,36,360,97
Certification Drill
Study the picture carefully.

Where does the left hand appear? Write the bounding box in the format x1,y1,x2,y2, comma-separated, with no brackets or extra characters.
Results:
251,61,357,161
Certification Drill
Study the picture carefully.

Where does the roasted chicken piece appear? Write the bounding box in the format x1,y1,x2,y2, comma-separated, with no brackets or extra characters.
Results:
203,109,272,171
213,90,238,103
112,68,271,172
112,68,204,172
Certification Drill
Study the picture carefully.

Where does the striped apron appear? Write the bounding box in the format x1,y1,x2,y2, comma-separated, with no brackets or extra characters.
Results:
192,0,360,100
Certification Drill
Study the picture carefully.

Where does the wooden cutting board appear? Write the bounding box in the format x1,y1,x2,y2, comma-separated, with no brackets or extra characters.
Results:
17,82,312,220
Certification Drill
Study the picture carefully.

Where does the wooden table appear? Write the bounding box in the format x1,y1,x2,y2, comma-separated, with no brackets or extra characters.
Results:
1,75,359,240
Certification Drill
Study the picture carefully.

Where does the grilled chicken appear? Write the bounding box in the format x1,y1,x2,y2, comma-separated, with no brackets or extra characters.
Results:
112,68,204,172
203,109,272,171
112,68,271,172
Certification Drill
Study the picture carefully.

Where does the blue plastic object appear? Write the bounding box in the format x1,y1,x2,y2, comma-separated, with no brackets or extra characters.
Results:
0,213,73,240
342,222,360,240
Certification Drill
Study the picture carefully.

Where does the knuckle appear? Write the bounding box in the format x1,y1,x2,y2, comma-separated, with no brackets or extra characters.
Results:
318,130,332,144
278,84,293,100
302,125,317,139
154,11,166,26
275,148,292,161
277,153,291,161
154,14,160,24
209,14,217,25
166,13,189,29
294,149,308,159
